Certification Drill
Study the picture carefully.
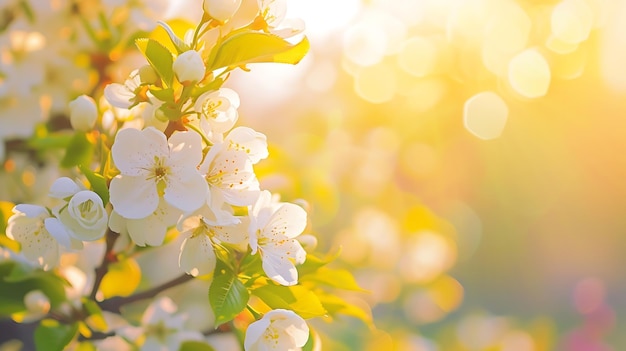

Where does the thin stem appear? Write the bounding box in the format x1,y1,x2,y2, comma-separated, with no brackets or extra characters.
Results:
98,274,194,314
184,120,213,146
89,229,119,300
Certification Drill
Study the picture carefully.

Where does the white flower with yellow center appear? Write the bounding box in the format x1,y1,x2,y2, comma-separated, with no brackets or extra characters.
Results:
248,191,307,286
193,88,240,142
244,309,309,351
199,127,268,208
109,127,206,220
178,209,247,277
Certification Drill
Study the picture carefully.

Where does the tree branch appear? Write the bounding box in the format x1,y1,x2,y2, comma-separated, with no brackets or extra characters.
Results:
89,229,119,300
98,274,194,314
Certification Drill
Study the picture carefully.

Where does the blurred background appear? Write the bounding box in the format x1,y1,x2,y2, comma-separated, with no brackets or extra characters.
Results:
3,0,626,349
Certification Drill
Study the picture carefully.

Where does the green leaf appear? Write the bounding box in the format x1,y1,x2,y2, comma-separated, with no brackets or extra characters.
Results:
251,284,326,319
82,298,108,332
136,38,175,87
157,21,191,54
0,262,68,316
179,341,217,351
27,132,73,150
297,249,341,276
300,267,365,291
34,320,79,351
60,132,94,168
78,165,110,205
0,201,13,235
149,87,175,102
209,261,249,326
206,32,309,71
317,293,374,329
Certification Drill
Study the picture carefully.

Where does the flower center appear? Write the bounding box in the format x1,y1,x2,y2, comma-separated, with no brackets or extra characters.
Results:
262,325,281,347
78,199,96,220
202,99,222,119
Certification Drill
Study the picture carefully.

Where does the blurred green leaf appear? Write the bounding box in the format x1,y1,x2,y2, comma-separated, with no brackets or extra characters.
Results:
300,267,365,292
251,284,326,319
149,87,175,102
297,249,341,276
0,262,68,316
209,260,249,326
206,32,309,71
34,320,79,351
179,341,217,351
60,132,94,168
0,201,13,235
27,132,73,150
78,165,110,205
82,298,108,332
136,38,175,87
316,293,373,329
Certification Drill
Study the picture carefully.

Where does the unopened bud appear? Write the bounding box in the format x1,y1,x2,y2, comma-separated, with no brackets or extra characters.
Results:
138,64,159,85
68,95,97,132
203,0,242,23
24,290,50,315
173,50,206,84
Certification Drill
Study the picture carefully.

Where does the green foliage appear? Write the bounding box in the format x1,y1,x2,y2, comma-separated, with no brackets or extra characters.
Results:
316,292,373,329
209,260,249,326
178,341,217,351
157,21,190,54
135,38,175,87
300,266,365,292
0,261,67,316
78,165,110,205
0,201,12,235
206,32,310,71
34,319,79,351
28,131,73,150
297,250,341,276
60,132,95,168
82,298,108,332
251,284,326,319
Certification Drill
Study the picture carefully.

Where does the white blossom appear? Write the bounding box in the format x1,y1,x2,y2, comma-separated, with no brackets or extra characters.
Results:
244,309,309,351
199,127,268,208
173,50,205,83
203,0,242,23
104,70,141,109
193,88,240,141
68,95,98,132
248,191,307,286
109,127,206,219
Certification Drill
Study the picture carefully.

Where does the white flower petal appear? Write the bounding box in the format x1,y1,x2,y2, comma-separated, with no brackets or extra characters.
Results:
164,172,207,213
43,217,74,249
261,251,298,286
49,177,81,199
104,83,134,109
168,131,203,169
179,234,216,277
226,127,268,164
111,127,168,176
126,215,167,247
110,175,159,219
264,203,307,239
244,318,271,350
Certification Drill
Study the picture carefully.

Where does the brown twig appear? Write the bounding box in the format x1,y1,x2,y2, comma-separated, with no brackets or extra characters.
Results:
89,229,119,300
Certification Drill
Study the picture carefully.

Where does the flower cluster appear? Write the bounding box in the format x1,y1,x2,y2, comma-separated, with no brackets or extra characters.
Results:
0,1,359,350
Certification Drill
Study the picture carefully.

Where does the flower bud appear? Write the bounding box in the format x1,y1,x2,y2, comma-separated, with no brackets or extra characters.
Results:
138,64,159,85
173,50,206,84
24,290,50,315
68,95,97,132
203,0,242,23
60,190,108,241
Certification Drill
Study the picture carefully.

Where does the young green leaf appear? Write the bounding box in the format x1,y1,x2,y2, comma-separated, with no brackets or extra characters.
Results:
157,21,191,54
316,293,374,329
209,261,249,326
251,284,326,319
178,341,217,351
300,267,366,292
135,38,175,87
206,32,310,71
60,132,94,168
34,320,79,351
78,165,109,205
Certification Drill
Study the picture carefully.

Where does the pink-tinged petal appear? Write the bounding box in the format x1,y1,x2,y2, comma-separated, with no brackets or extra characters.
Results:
164,172,207,213
111,127,168,176
264,203,307,239
226,127,268,163
261,251,298,286
110,175,159,219
168,131,203,169
179,234,216,277
244,318,271,350
49,177,80,199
